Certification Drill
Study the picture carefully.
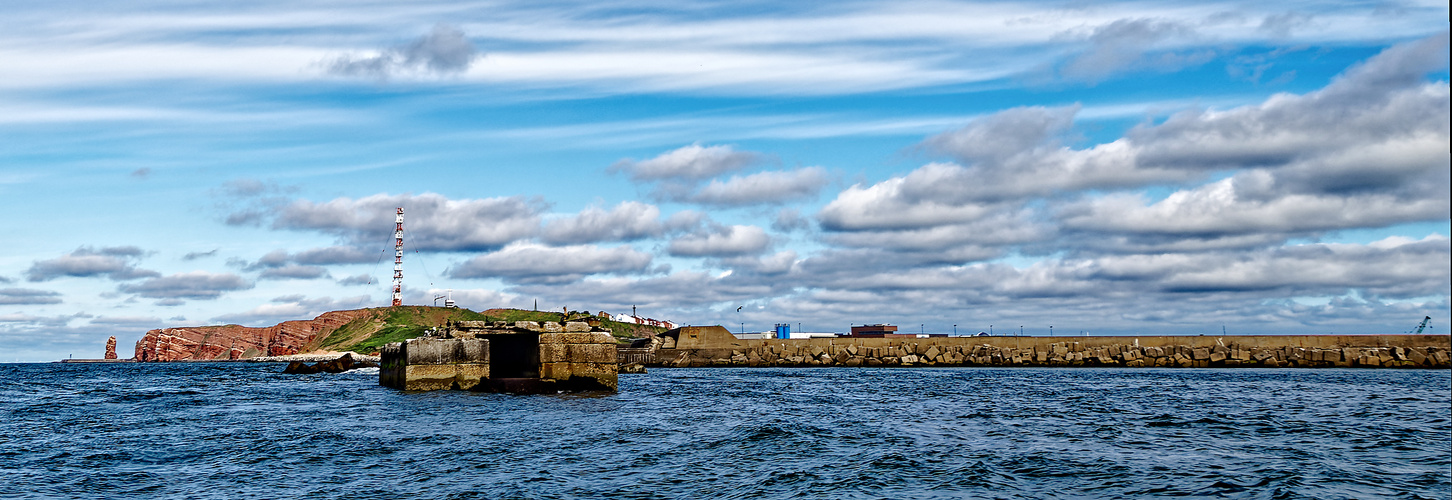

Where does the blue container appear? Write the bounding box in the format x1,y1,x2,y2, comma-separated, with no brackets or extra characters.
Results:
775,323,791,339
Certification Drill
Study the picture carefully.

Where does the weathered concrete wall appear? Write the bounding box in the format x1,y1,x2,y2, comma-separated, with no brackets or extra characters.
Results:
671,326,738,350
379,338,490,391
381,320,618,392
539,331,618,391
648,334,1451,369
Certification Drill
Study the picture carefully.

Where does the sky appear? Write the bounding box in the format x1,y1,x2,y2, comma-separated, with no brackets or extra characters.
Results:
1,0,1448,362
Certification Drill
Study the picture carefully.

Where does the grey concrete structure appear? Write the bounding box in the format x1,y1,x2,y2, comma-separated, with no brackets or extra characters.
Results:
379,320,618,393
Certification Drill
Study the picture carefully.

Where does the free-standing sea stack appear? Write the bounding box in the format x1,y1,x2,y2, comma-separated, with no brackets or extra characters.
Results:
379,320,618,393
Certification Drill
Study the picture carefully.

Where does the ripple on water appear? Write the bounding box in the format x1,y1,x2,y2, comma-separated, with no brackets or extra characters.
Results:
0,364,1447,499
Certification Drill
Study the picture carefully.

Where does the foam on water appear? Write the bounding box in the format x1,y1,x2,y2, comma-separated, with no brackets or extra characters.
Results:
1,363,1447,499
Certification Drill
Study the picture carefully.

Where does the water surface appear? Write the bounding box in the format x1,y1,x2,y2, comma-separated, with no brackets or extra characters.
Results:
2,364,1447,499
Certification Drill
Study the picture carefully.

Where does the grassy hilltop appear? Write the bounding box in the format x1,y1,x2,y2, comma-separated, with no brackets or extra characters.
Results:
311,306,668,354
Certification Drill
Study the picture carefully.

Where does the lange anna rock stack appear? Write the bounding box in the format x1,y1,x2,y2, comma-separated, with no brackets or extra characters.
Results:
379,320,618,394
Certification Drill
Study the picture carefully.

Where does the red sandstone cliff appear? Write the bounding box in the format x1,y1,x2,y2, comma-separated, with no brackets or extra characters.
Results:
134,309,374,362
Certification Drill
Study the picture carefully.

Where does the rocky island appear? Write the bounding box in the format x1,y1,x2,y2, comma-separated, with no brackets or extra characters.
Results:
131,306,663,362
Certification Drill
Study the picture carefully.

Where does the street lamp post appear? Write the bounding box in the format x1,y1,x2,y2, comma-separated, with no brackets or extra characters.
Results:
953,324,957,336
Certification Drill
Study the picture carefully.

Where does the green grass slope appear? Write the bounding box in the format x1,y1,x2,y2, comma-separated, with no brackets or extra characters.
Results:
312,306,669,354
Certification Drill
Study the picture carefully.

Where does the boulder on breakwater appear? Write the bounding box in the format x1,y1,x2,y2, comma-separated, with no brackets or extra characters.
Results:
282,353,379,374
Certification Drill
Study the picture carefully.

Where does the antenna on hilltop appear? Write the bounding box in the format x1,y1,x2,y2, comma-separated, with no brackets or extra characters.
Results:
433,289,456,308
392,207,404,307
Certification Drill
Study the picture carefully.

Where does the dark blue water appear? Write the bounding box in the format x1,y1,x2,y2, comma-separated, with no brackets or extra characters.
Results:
1,364,1448,499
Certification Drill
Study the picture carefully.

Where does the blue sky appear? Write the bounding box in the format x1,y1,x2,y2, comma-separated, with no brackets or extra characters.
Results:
2,0,1448,361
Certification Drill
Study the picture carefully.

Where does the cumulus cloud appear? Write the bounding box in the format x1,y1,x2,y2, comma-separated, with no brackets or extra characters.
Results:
541,202,671,244
506,270,783,315
242,192,546,252
182,249,218,261
25,246,159,282
292,246,377,265
823,209,1048,258
771,208,811,232
0,288,62,305
817,170,1000,231
915,107,1189,203
1150,236,1450,298
610,143,763,181
1131,32,1448,174
1058,18,1210,83
608,144,827,206
687,167,831,206
327,24,481,78
337,274,375,286
1057,33,1451,249
238,246,376,278
925,105,1077,166
668,225,771,257
721,251,799,276
1058,175,1448,245
258,265,331,280
448,243,655,284
118,271,253,300
826,33,1449,254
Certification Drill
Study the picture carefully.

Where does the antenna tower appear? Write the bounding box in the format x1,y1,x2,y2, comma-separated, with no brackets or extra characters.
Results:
391,207,404,307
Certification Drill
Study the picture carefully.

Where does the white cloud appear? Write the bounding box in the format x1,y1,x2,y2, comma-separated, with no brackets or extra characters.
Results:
687,167,831,206
327,24,480,78
0,288,62,305
541,201,669,244
118,271,253,300
448,243,655,284
1059,175,1448,239
1,2,1443,93
26,246,158,282
817,172,997,231
259,192,546,252
1057,18,1210,83
668,225,771,257
610,143,762,181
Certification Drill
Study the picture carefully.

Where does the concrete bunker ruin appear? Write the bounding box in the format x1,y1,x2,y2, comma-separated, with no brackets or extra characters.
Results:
379,320,618,394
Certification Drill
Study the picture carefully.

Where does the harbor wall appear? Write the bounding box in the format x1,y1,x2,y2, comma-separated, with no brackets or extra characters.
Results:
642,329,1451,368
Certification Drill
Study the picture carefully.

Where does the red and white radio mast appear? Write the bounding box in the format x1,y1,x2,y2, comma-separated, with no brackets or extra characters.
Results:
391,207,404,307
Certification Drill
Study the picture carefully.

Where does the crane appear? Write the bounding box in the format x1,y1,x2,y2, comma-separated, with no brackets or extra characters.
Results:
1413,316,1431,334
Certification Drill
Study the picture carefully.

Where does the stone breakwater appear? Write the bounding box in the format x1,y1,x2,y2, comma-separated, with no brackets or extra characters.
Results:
661,341,1451,368
641,328,1452,369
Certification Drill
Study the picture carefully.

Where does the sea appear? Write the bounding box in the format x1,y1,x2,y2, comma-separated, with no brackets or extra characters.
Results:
1,363,1448,499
